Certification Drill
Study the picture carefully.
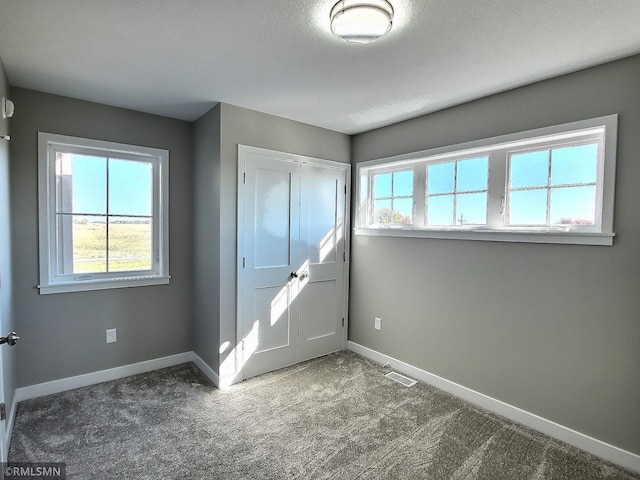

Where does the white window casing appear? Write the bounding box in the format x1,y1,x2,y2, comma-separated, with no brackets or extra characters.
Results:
38,132,170,294
355,115,618,246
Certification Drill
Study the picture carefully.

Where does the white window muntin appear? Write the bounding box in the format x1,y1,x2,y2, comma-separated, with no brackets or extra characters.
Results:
355,115,617,245
425,155,490,228
51,150,159,280
369,168,414,226
505,135,604,232
38,132,170,294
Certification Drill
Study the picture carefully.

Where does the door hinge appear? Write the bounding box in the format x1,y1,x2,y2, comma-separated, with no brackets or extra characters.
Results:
242,257,246,268
156,250,160,262
343,252,346,262
344,185,347,194
342,318,345,328
243,172,246,184
0,403,6,421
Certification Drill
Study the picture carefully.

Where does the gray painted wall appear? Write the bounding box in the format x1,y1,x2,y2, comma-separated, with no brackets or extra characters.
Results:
0,59,17,445
10,88,194,387
213,103,351,381
350,55,640,455
193,104,221,371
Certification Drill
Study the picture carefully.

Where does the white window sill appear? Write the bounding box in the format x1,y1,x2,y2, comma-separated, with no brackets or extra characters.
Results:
38,275,171,295
354,227,614,246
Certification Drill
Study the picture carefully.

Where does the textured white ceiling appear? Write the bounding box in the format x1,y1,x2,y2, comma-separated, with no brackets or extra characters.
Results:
1,0,639,134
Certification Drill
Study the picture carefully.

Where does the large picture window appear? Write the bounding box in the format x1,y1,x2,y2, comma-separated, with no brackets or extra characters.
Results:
355,115,617,245
38,133,170,294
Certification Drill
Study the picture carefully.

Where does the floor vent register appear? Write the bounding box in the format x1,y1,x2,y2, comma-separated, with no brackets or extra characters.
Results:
385,371,417,387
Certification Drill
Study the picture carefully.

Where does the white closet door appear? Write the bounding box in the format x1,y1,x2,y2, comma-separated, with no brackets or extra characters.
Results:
240,152,301,379
238,146,349,380
298,163,347,362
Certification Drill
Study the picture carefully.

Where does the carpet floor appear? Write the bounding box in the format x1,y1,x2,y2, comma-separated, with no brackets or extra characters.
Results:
8,351,640,479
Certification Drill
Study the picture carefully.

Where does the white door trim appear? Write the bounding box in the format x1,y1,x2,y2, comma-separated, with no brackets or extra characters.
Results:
236,145,350,383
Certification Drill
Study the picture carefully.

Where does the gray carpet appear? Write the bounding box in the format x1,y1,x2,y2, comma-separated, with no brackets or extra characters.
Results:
8,351,640,479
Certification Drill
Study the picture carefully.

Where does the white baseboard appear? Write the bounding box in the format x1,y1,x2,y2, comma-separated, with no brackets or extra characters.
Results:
190,352,220,388
4,396,16,462
9,345,639,474
347,341,640,475
14,352,195,403
8,351,208,462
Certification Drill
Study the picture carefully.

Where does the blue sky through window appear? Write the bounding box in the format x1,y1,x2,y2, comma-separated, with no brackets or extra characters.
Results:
373,170,413,223
358,116,613,244
509,143,597,225
551,144,597,185
61,154,153,219
373,173,391,198
427,157,488,226
383,143,597,227
109,159,153,216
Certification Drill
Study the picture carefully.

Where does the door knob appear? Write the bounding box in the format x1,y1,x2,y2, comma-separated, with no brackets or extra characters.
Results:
290,272,298,279
0,332,19,346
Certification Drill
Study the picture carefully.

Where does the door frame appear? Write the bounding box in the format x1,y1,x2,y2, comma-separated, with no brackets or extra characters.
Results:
236,145,351,383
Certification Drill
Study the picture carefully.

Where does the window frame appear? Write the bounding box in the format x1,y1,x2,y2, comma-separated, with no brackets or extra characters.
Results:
355,115,618,246
370,168,414,226
425,155,490,227
38,132,170,294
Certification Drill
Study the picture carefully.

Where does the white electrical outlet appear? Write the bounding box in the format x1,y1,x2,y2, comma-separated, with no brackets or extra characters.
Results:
374,317,381,330
106,328,117,344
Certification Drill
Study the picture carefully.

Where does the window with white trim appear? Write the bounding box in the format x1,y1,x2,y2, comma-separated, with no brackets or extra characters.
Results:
372,169,414,225
355,115,617,245
427,156,489,227
38,132,170,294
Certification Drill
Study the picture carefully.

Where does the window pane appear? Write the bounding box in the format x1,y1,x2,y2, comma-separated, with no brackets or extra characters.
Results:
509,189,548,225
550,186,596,225
510,150,549,188
56,153,106,214
393,170,413,197
456,193,487,225
373,173,392,198
62,215,107,274
427,195,454,226
393,198,413,224
551,144,598,186
108,159,153,216
374,199,392,223
457,157,488,192
428,162,455,195
108,218,153,272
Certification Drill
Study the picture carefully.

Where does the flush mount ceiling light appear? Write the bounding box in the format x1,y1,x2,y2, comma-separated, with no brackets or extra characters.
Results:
330,0,394,44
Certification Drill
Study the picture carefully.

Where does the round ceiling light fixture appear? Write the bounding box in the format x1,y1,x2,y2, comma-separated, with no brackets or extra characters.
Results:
330,0,394,44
